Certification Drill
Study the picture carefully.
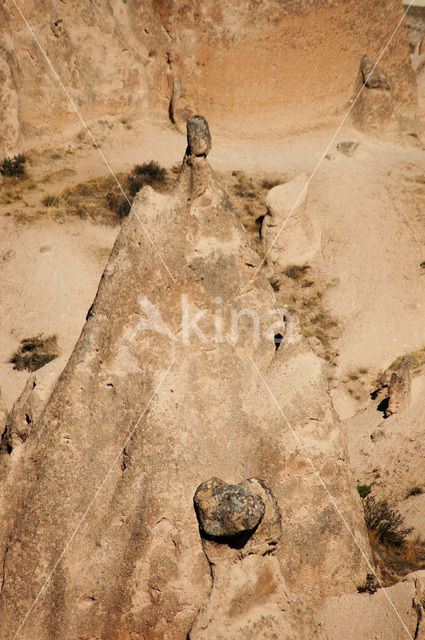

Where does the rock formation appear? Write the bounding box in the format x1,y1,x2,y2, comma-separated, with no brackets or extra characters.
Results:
0,118,370,639
189,478,327,639
261,175,321,273
352,55,396,131
318,570,425,640
385,357,413,418
0,0,416,152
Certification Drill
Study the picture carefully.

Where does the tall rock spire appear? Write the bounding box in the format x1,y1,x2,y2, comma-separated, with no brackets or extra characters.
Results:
0,119,368,639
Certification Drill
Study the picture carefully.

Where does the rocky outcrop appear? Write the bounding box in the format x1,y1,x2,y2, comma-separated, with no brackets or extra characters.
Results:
0,356,66,453
319,570,425,640
189,478,326,639
0,0,416,149
385,358,413,418
0,119,370,639
352,55,395,131
261,175,321,272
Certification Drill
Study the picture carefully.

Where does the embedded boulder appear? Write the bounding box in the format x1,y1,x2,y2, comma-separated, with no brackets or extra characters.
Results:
189,478,327,640
194,477,265,537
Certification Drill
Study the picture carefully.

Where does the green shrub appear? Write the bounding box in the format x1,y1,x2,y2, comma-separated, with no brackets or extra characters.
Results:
0,154,26,177
357,573,378,594
10,335,58,372
357,484,372,499
364,496,413,546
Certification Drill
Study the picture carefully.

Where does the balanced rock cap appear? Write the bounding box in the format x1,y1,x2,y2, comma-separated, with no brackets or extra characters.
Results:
186,115,212,157
193,477,265,537
360,55,390,90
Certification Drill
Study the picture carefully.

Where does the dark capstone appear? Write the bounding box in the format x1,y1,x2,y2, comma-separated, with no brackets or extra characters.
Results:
360,55,390,90
186,115,212,157
193,477,265,537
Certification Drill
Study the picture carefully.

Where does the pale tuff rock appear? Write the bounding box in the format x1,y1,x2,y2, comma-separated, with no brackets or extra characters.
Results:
0,356,66,453
319,570,425,640
189,478,327,640
0,0,415,145
385,357,413,418
169,78,197,133
0,55,20,156
0,391,7,437
373,355,413,419
0,118,369,639
261,175,321,270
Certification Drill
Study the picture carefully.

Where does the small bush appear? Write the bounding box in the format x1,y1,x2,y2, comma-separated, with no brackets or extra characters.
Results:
261,178,283,190
357,484,372,499
406,486,423,498
10,335,59,372
128,161,167,197
364,496,413,546
284,264,311,280
0,154,26,177
105,190,131,219
357,573,378,594
42,195,61,207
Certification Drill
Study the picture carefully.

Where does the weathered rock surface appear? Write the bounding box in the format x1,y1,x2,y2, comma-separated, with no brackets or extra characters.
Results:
261,175,322,271
319,570,425,640
353,55,396,132
342,366,425,537
0,121,369,639
0,391,7,436
0,356,66,453
190,478,327,639
385,357,413,418
0,0,416,151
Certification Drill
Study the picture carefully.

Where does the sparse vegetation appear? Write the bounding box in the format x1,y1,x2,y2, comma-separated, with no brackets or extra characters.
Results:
0,154,26,177
363,495,413,547
357,484,372,499
10,335,59,372
406,486,423,498
357,573,379,594
36,162,172,224
285,264,311,280
42,195,61,208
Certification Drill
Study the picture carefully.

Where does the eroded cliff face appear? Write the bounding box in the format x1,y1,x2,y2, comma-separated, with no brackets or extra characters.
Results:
0,121,369,639
0,0,416,155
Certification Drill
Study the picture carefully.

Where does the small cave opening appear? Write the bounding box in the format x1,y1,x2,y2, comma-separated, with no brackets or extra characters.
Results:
376,396,390,418
274,333,283,351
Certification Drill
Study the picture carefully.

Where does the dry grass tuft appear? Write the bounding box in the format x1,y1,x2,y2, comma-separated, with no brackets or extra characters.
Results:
10,335,59,372
39,162,173,225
